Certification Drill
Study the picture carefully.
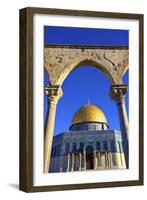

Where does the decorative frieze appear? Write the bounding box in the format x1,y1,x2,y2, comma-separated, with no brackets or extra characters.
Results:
44,46,128,85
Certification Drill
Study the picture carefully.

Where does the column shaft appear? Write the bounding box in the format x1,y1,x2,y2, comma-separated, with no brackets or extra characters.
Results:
109,85,129,168
117,100,129,138
79,153,82,171
67,153,70,172
98,152,101,168
44,102,57,173
44,85,63,173
71,153,75,171
105,152,108,168
117,100,129,168
94,151,97,169
83,150,86,170
110,152,113,168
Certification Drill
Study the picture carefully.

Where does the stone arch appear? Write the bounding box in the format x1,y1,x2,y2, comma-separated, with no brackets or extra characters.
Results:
44,45,128,86
56,59,115,86
86,146,94,170
84,143,95,151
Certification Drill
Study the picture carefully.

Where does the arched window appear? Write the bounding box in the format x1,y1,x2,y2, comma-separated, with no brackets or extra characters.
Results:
79,142,84,151
103,141,108,151
96,141,101,151
65,143,70,153
76,126,80,131
72,142,77,152
83,125,88,130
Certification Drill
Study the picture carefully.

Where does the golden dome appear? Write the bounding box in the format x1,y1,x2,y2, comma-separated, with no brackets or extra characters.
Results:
71,104,107,126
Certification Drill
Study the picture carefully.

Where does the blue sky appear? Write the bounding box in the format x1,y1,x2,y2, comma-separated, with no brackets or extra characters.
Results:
44,26,128,46
44,26,129,135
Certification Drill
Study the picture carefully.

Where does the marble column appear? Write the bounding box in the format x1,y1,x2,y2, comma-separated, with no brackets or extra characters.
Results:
71,153,75,171
107,152,110,168
105,152,108,168
44,85,63,173
79,153,82,171
109,85,129,168
67,153,70,172
119,142,126,168
97,152,101,168
94,151,97,170
83,150,86,170
109,152,113,168
107,141,111,168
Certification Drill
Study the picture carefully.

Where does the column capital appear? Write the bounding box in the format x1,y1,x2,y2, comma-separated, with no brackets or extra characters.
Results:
45,85,63,104
109,84,128,104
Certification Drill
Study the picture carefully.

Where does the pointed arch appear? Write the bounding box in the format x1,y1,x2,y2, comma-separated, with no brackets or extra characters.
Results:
57,59,116,86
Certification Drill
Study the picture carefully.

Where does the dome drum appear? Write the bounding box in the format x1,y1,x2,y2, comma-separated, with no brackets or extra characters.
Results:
70,122,109,131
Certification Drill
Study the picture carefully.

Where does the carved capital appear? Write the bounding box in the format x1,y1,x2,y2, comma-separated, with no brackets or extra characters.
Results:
45,85,63,104
109,85,128,104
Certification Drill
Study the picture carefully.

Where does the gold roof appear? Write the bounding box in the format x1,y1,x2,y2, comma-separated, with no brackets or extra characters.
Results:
71,104,107,126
